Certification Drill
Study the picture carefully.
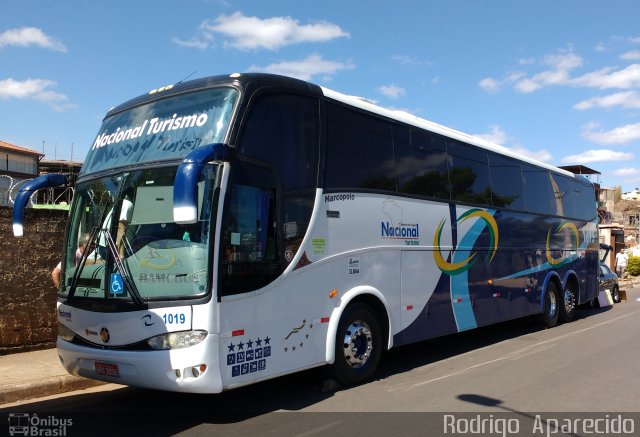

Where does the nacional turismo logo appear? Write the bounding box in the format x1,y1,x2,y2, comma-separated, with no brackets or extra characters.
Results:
380,199,419,245
381,222,419,240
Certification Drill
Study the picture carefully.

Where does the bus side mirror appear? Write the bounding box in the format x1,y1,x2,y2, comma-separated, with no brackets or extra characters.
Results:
12,173,68,237
599,243,612,263
173,143,230,224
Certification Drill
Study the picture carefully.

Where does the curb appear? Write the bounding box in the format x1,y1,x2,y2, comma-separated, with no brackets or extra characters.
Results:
619,280,640,289
0,375,108,405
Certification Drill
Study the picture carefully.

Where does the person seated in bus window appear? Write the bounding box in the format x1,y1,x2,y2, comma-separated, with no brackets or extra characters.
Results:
51,235,92,288
75,234,91,265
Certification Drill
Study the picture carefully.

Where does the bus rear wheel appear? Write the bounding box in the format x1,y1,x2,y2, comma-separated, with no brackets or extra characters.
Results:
537,283,559,328
332,303,382,386
559,282,577,323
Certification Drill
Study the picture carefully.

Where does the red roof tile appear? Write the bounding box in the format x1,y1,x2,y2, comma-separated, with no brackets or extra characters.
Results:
0,140,44,157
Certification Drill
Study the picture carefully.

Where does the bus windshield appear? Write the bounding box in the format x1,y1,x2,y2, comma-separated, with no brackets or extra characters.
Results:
81,87,238,175
62,165,219,301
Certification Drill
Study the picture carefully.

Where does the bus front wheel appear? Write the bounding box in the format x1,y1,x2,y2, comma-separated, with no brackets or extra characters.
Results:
332,303,382,386
537,283,560,328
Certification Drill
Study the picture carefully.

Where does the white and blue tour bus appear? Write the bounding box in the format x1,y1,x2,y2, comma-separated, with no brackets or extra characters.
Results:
13,73,599,392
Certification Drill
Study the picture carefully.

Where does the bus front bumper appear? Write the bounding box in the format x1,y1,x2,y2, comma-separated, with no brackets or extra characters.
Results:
57,333,223,393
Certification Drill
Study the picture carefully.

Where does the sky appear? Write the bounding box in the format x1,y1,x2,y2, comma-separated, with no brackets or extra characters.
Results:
2,0,640,192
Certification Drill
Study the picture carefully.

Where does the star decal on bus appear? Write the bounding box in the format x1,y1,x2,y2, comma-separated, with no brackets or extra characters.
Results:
284,320,313,352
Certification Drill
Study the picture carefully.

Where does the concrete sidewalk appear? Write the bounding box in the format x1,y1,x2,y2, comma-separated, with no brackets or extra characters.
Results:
0,348,107,405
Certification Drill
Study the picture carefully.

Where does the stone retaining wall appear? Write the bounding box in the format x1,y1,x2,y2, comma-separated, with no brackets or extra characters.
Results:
0,206,66,354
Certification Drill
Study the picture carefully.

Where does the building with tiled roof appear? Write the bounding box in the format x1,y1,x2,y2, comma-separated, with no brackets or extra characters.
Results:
0,140,43,178
1,140,44,207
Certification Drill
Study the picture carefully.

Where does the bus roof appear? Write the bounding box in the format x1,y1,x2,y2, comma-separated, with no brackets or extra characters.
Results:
104,72,575,179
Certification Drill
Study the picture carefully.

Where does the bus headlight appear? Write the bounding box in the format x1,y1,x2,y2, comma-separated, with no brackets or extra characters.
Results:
57,323,75,342
147,330,208,350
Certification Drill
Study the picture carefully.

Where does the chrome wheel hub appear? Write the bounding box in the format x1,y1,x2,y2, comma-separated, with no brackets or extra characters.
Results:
563,289,576,314
343,320,373,368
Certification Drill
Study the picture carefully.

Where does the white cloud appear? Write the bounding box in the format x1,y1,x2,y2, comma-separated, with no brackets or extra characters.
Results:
491,46,640,94
620,50,640,61
391,54,433,68
475,125,508,145
392,55,418,65
582,122,640,145
479,77,501,93
544,51,583,70
574,91,640,110
561,149,634,163
171,35,211,50
513,52,582,93
248,53,354,81
518,57,535,65
0,27,67,52
572,64,640,89
613,167,639,176
474,125,552,162
510,146,553,163
0,78,73,111
514,78,542,93
187,12,349,51
377,84,406,99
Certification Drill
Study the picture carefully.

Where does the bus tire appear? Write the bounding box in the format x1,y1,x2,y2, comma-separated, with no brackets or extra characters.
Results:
332,302,382,386
537,282,559,328
559,282,577,323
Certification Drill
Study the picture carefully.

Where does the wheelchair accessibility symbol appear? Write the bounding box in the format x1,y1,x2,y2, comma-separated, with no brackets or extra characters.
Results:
110,273,124,296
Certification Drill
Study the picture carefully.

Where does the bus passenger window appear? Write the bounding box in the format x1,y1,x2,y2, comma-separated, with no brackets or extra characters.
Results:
522,165,554,215
325,103,395,191
489,154,524,209
394,126,450,200
448,141,491,206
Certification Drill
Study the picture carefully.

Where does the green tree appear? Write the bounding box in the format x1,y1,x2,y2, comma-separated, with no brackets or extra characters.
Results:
627,256,640,277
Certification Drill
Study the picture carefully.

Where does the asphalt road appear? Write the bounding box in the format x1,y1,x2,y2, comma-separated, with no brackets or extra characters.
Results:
3,288,640,436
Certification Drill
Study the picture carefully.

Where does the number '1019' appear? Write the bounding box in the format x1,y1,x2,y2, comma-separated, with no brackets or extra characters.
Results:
163,313,186,324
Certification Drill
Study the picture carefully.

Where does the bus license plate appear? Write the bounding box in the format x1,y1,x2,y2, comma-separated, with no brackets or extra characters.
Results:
95,362,119,377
